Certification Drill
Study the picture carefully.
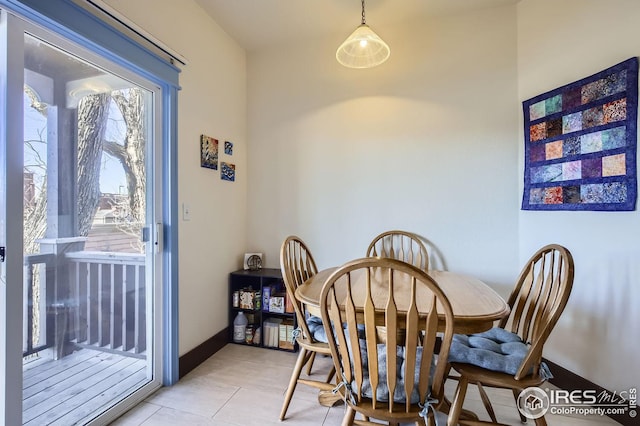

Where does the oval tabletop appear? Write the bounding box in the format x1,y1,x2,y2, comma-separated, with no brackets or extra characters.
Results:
296,267,510,335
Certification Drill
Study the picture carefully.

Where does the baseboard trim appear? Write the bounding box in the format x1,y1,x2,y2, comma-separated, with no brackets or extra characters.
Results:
545,358,632,425
179,327,229,378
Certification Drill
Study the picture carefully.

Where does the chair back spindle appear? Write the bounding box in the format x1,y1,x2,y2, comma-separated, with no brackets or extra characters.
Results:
367,230,430,271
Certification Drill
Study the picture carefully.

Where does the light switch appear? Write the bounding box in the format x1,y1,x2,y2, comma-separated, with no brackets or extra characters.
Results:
182,203,191,221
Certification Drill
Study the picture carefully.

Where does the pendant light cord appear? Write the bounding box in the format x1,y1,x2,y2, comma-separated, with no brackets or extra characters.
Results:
361,0,366,25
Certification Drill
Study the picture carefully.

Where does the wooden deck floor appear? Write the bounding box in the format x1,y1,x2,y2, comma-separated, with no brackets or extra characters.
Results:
23,348,147,425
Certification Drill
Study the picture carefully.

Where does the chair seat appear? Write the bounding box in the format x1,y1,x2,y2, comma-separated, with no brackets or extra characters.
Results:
448,328,529,376
449,361,549,390
295,335,332,354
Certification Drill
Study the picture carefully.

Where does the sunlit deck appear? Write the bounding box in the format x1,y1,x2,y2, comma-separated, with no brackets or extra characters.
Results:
22,250,148,425
23,348,147,425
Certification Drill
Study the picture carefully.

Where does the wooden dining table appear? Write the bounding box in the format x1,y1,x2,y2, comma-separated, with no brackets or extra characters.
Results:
296,266,510,335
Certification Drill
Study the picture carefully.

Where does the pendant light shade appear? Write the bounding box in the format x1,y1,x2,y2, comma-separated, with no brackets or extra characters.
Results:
336,0,390,69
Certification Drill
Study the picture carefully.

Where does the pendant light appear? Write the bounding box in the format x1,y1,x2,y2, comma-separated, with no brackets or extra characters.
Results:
336,0,390,69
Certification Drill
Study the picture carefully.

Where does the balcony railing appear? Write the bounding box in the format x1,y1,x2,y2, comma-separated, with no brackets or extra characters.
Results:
23,250,146,360
23,253,55,356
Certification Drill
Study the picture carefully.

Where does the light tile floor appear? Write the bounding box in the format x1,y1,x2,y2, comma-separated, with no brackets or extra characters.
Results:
111,344,620,425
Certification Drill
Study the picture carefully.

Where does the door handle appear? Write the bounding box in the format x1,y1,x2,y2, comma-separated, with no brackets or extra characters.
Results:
154,223,163,254
142,225,162,253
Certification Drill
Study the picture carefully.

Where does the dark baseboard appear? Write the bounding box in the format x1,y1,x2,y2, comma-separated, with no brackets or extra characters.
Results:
545,358,633,426
179,327,229,379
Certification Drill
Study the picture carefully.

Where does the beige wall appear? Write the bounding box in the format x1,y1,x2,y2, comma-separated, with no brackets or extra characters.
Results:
517,0,640,392
104,0,248,356
246,5,520,286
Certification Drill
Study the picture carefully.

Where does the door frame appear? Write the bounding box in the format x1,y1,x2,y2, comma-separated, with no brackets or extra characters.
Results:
0,0,179,423
0,9,26,426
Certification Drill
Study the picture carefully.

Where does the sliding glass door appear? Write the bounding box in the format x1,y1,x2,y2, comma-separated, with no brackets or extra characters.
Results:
2,9,163,424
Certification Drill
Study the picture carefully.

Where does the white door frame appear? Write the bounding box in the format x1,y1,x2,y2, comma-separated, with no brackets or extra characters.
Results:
1,9,27,425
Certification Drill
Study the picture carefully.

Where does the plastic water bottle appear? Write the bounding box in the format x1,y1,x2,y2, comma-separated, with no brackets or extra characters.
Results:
233,312,248,343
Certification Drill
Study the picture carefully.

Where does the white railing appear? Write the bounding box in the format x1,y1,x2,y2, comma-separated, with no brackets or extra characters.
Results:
65,251,146,356
23,251,146,359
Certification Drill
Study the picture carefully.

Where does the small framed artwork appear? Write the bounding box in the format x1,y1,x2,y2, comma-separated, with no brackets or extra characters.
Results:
200,134,218,170
221,162,236,182
224,140,233,155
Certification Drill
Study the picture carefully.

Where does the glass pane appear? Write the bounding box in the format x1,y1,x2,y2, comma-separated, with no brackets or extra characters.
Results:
22,33,153,425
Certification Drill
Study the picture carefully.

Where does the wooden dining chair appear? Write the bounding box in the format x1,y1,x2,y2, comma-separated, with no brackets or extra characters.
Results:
319,257,456,426
446,244,575,426
367,230,430,271
279,235,336,420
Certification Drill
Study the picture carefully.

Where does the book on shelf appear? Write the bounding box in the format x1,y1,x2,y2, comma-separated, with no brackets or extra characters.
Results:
269,294,285,313
285,292,294,313
263,318,283,348
239,288,260,310
279,319,295,350
262,286,271,312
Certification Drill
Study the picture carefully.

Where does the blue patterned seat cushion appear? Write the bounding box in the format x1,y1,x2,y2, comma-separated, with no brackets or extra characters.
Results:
448,328,530,376
306,315,328,343
350,343,448,424
357,344,430,404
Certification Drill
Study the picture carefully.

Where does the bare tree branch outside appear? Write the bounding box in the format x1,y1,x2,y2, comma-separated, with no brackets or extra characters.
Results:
23,86,147,347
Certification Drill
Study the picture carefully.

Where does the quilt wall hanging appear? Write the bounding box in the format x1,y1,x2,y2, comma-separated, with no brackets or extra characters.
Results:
522,57,638,211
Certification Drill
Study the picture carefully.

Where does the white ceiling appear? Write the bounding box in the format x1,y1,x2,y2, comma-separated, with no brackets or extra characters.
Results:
194,0,520,51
